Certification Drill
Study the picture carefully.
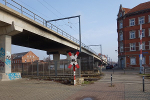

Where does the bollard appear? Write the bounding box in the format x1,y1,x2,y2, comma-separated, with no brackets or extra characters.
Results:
143,76,145,92
111,74,112,87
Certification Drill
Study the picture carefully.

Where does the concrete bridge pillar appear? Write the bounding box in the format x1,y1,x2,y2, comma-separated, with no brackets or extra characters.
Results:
0,35,11,73
53,54,60,69
0,35,21,81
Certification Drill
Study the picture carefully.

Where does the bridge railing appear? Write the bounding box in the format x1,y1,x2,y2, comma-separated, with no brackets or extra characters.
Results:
1,0,100,58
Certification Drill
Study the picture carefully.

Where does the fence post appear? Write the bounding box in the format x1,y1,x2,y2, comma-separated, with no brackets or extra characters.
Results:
37,62,39,76
55,61,57,76
21,6,23,14
27,63,28,75
43,63,44,76
4,0,6,6
22,63,24,75
111,74,112,87
32,63,33,75
79,58,81,77
63,61,64,76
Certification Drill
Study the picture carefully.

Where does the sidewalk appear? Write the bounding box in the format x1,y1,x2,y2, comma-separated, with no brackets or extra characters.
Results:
0,69,150,100
66,68,150,100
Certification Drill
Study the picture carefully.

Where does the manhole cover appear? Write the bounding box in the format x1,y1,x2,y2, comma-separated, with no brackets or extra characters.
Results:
83,98,93,100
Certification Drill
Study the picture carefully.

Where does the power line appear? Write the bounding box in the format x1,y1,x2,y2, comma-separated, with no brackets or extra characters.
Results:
18,0,50,19
42,0,79,31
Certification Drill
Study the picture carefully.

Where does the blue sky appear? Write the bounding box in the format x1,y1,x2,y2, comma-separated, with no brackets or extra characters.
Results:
7,0,150,62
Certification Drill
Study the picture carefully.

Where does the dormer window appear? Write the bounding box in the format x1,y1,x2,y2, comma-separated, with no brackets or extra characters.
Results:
119,12,122,17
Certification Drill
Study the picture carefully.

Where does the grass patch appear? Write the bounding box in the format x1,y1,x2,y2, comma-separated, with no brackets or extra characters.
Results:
83,81,94,85
139,74,150,79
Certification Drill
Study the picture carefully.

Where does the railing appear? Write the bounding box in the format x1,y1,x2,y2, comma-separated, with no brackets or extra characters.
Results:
0,0,99,57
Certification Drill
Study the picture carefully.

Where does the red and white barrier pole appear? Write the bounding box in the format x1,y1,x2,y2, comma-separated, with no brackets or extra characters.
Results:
140,24,143,74
73,65,76,85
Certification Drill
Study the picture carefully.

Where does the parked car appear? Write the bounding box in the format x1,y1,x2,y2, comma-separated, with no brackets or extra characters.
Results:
106,65,113,69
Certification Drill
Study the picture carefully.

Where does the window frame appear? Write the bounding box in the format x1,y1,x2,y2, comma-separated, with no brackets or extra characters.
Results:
119,12,122,17
119,32,123,41
138,29,145,37
129,18,135,26
120,42,123,52
139,42,145,50
129,31,136,39
119,21,123,29
138,16,145,25
130,57,136,65
130,43,136,51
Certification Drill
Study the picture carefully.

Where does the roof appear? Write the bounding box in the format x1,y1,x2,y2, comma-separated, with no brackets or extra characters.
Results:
12,51,28,59
127,1,150,14
122,8,131,14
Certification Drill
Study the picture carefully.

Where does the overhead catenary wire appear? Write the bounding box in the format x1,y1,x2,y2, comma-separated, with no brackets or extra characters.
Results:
42,0,78,31
19,0,92,46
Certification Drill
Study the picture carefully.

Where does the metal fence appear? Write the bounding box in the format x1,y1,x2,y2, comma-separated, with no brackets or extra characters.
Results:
0,0,99,56
11,60,81,77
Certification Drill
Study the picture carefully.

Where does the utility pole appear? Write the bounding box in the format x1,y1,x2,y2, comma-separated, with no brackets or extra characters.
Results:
46,15,82,52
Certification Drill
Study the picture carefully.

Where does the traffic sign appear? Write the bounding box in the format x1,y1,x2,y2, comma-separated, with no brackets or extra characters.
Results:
68,51,80,86
68,51,80,68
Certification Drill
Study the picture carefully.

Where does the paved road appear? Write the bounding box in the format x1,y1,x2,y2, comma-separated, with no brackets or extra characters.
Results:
0,68,150,100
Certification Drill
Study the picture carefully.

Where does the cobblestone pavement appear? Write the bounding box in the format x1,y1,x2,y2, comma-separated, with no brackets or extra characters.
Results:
0,79,84,100
101,69,150,100
0,69,150,100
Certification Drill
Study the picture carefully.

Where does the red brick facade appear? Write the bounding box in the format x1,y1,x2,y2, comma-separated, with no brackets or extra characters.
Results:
117,2,150,68
12,51,39,64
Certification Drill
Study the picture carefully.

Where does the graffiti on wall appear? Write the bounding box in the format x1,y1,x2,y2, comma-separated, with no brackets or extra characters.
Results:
6,73,21,80
5,51,11,68
0,48,5,58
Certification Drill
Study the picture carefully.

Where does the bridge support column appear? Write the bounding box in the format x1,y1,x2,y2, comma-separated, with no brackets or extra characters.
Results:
53,54,60,68
0,35,21,81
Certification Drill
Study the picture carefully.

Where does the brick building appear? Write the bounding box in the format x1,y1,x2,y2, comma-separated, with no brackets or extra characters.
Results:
117,2,150,68
12,51,39,63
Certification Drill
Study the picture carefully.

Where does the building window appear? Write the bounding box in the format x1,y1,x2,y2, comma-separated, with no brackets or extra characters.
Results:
119,21,123,29
119,13,122,17
139,16,145,24
130,43,136,51
30,56,31,58
138,29,145,37
139,42,145,50
120,43,123,52
130,57,136,65
139,56,145,64
27,55,29,57
129,18,135,26
129,31,135,39
33,56,34,58
119,32,123,41
25,59,26,62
